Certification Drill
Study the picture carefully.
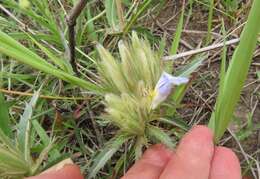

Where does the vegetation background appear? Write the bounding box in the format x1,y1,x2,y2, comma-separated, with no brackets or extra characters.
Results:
0,0,259,178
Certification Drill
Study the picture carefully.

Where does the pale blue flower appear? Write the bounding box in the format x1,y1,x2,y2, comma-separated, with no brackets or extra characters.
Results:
151,72,189,109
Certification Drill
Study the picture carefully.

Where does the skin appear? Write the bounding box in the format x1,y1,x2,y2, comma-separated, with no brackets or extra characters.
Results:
27,125,241,179
123,125,241,179
25,165,84,179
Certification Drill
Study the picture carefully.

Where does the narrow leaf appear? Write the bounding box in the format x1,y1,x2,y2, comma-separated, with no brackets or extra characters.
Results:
123,0,152,34
17,90,40,162
170,4,185,55
105,0,119,31
0,93,12,137
209,0,260,142
88,134,129,178
147,125,175,148
0,31,102,93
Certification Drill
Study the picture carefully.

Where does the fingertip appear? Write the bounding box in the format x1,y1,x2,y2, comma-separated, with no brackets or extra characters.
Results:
122,144,173,179
177,125,214,158
215,147,240,161
160,125,214,179
210,147,241,179
60,164,84,179
26,164,84,179
191,125,214,139
142,144,173,164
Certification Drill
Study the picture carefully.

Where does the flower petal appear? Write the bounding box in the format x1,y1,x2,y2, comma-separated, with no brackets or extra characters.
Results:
151,72,189,109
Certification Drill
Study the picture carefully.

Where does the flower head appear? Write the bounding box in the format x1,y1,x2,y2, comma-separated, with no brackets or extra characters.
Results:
151,72,189,109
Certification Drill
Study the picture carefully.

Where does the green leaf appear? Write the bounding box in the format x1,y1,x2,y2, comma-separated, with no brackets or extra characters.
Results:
206,0,214,44
123,0,152,34
4,1,60,40
32,120,60,161
0,148,29,176
0,93,12,137
209,0,260,142
208,21,227,131
19,0,30,9
219,21,227,94
31,139,54,174
31,120,49,146
147,125,175,148
170,4,184,55
159,117,188,131
0,30,103,93
17,90,40,162
26,33,73,74
222,0,239,12
105,0,119,31
134,136,146,160
175,54,206,77
0,128,15,152
85,5,98,41
88,134,130,178
158,34,166,57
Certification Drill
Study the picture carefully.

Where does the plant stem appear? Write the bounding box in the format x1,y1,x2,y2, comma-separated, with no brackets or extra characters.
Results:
0,88,90,100
163,38,240,61
66,0,87,75
206,0,214,44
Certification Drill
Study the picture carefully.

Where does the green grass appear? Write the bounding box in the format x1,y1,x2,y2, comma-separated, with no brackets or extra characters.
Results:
0,91,56,178
208,0,260,142
206,0,214,44
0,0,259,178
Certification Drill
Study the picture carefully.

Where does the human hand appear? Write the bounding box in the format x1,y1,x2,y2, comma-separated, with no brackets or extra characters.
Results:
25,159,84,179
122,125,241,179
26,126,241,179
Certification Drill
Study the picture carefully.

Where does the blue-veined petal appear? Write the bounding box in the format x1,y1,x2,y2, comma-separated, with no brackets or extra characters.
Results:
151,72,189,109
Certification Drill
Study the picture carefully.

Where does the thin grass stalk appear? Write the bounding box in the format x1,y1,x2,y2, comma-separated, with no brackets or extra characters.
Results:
206,0,214,44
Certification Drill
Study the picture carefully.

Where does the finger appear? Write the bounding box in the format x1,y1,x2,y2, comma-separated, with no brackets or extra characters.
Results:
122,144,173,179
209,147,241,179
160,125,214,179
25,164,84,179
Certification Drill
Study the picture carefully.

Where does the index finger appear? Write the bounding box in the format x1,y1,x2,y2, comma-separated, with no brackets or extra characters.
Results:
25,164,83,179
122,144,173,179
160,125,214,179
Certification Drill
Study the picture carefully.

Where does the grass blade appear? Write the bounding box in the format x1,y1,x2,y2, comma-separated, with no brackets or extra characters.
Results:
123,0,152,34
175,54,206,77
170,3,185,55
105,0,119,31
32,120,60,161
0,128,15,152
206,0,214,44
17,90,40,162
31,139,54,174
0,31,102,93
26,33,73,74
147,125,175,148
0,148,29,176
88,134,129,178
0,93,12,137
208,0,260,142
79,5,100,44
